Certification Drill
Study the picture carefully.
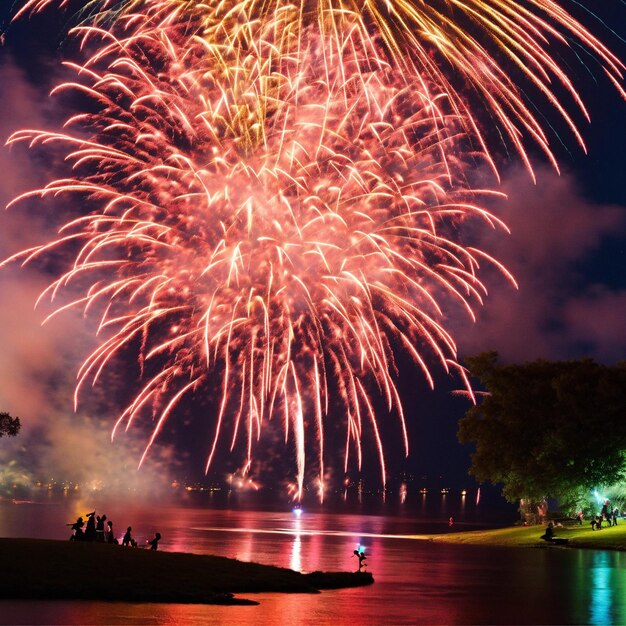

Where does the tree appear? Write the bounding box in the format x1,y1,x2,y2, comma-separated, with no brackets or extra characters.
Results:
457,353,626,514
0,412,21,438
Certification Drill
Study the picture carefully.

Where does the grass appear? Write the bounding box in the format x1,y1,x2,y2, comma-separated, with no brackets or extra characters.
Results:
430,521,626,551
0,538,373,605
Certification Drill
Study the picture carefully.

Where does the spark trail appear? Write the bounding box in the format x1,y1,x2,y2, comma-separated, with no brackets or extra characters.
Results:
5,10,511,496
17,0,626,175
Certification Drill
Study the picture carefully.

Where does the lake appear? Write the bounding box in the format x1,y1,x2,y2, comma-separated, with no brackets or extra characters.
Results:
1,492,625,624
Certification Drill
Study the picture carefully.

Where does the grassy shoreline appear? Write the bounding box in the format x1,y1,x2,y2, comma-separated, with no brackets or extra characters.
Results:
0,538,373,605
429,522,626,551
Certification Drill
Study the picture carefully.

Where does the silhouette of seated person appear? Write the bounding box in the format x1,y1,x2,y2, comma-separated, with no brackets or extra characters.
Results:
105,520,118,544
540,522,554,542
540,521,570,545
122,526,137,547
147,532,161,551
68,517,85,541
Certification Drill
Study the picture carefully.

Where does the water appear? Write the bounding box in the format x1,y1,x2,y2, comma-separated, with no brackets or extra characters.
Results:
1,494,626,625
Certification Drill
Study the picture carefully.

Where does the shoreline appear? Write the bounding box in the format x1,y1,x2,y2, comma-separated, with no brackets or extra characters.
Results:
4,523,624,605
0,538,373,605
428,522,626,551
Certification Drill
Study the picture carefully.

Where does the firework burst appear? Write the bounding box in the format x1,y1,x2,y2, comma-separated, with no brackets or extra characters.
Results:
7,1,624,495
5,10,512,495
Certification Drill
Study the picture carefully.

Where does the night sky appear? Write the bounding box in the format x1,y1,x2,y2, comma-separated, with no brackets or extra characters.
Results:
0,1,625,498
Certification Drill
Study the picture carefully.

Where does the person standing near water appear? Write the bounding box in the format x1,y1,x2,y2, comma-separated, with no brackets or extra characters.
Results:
95,515,106,542
353,548,367,572
84,511,96,542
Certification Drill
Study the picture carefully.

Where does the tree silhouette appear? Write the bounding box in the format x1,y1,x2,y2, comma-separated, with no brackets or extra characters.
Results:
458,353,626,512
0,412,21,438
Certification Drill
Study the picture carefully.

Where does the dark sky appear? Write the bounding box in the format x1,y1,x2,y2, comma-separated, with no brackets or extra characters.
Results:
0,1,625,495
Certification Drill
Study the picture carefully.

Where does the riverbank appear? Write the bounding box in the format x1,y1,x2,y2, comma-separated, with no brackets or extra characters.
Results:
0,538,373,605
430,522,626,551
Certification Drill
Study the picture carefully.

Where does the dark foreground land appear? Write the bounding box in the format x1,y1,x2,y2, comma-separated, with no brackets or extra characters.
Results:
0,538,373,605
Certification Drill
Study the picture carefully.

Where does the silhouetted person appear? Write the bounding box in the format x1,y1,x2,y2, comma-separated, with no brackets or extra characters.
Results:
353,549,367,572
576,511,583,526
96,515,106,542
613,508,619,526
147,532,161,551
68,516,84,541
601,500,610,525
540,522,554,542
122,526,137,547
105,520,118,544
85,511,96,542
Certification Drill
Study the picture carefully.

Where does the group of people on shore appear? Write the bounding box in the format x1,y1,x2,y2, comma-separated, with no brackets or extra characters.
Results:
68,511,161,550
590,500,621,531
540,500,623,543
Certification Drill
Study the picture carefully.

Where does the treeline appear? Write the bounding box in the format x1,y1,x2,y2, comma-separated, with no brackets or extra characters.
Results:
458,353,626,514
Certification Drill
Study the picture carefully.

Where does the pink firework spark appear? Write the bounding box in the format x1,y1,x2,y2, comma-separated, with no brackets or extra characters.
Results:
4,11,513,496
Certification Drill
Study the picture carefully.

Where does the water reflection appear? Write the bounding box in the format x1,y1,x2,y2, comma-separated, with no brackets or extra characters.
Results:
590,551,612,625
4,499,626,625
591,549,626,626
291,515,302,572
290,534,302,572
399,483,407,504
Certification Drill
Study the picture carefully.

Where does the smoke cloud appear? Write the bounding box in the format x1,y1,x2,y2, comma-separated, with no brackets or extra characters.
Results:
0,60,180,494
457,165,626,364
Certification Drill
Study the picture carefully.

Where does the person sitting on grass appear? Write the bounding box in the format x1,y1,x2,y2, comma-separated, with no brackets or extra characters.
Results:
147,532,161,551
68,517,84,541
540,522,555,542
122,526,137,547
